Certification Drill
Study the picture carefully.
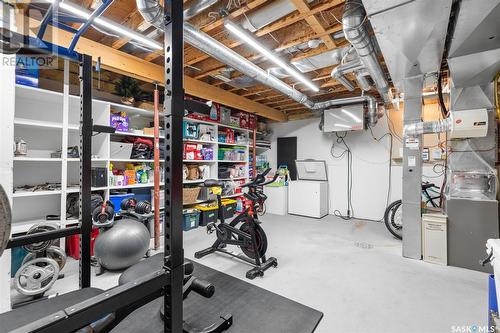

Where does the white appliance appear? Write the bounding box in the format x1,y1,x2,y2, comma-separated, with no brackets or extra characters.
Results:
288,160,329,218
264,186,288,215
322,105,364,132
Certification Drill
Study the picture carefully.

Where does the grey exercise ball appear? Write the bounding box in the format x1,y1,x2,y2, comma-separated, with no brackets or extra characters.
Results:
94,219,150,270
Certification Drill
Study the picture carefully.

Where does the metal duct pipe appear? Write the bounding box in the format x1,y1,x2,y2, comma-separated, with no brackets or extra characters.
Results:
355,72,371,91
136,0,218,26
404,118,451,137
184,0,218,20
343,0,390,102
136,0,380,125
331,59,364,91
184,22,312,106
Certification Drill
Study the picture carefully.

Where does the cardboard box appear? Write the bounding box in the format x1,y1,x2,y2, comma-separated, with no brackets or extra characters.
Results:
235,112,249,128
143,127,154,136
229,116,240,127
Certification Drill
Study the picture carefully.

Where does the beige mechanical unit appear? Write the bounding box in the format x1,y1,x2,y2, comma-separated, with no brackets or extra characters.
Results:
422,213,448,265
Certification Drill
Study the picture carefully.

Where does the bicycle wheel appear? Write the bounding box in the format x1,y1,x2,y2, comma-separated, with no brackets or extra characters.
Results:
238,223,268,259
384,200,402,240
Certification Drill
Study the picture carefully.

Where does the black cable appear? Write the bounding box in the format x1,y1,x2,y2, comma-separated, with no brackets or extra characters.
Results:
331,132,354,220
368,126,393,223
437,70,449,118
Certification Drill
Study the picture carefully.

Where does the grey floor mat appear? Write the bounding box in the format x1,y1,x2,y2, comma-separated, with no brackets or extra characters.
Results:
112,260,323,333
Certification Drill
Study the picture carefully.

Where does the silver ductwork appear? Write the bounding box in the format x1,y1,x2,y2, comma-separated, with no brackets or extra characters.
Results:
404,118,451,137
331,59,364,91
340,0,390,102
136,0,381,126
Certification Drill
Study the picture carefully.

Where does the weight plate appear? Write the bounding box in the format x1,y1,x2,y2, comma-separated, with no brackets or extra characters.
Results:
23,223,58,253
14,257,60,296
23,246,67,270
0,185,11,257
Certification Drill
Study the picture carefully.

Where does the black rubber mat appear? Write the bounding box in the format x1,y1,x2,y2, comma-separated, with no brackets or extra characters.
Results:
0,288,104,332
113,257,323,333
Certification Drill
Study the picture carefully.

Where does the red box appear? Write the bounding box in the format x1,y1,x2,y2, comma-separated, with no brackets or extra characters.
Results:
225,129,235,144
66,227,99,260
248,114,257,130
184,143,197,160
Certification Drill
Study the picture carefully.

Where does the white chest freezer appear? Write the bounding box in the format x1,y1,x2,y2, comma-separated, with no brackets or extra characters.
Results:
288,160,329,218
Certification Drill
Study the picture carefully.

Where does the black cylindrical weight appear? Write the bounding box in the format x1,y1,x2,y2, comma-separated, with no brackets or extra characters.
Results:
190,278,215,298
135,201,152,214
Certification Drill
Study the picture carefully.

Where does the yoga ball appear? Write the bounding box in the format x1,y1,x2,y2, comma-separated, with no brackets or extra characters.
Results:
94,219,150,270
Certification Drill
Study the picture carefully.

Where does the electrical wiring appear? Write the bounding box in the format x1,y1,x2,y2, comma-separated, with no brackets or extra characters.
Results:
330,132,354,220
368,126,393,223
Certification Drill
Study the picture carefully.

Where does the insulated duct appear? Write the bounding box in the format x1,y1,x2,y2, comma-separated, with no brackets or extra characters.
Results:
136,0,380,125
341,0,390,102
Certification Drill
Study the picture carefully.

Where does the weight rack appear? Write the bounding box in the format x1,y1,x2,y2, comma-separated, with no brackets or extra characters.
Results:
4,0,186,329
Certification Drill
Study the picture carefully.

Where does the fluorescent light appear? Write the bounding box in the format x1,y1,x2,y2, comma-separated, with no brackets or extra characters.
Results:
224,21,319,92
44,0,162,50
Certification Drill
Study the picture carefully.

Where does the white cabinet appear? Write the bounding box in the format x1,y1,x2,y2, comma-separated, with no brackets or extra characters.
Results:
263,186,288,215
288,181,328,218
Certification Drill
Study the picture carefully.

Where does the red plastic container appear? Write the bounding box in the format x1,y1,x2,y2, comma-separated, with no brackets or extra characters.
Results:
66,227,99,260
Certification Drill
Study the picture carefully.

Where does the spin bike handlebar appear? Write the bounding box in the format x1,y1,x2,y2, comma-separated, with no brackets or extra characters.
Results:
241,168,278,188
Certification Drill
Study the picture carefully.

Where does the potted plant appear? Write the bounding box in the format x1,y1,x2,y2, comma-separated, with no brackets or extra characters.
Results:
114,76,145,105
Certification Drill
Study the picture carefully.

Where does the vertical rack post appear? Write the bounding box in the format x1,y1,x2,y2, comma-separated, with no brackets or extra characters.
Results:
153,84,160,250
79,54,93,288
252,128,257,178
60,59,70,249
163,1,184,332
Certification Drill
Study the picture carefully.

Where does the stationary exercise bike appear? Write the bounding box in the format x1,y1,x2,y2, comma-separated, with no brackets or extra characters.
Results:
195,169,278,279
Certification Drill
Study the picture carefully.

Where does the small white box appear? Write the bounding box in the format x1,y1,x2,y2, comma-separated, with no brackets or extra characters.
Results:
264,186,288,215
422,213,447,265
110,142,133,159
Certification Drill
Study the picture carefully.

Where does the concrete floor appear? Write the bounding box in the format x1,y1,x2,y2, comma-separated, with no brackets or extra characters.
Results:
12,214,488,333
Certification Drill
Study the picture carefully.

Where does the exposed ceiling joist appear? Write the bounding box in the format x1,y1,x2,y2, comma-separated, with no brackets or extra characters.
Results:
289,0,336,49
19,17,286,121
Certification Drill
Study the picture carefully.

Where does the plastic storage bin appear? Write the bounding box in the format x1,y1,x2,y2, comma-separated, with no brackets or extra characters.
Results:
195,205,218,226
183,209,200,231
110,142,133,159
221,199,237,219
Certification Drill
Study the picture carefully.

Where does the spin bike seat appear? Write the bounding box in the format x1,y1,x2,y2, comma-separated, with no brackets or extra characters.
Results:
203,179,224,188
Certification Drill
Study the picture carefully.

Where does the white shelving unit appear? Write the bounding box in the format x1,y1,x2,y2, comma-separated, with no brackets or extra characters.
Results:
11,84,166,236
182,118,251,201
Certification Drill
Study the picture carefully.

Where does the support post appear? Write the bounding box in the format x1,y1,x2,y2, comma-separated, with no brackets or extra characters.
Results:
402,74,424,260
153,84,160,250
163,1,184,332
79,54,93,288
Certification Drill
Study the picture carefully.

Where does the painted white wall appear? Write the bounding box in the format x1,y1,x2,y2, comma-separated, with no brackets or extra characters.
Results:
265,117,443,220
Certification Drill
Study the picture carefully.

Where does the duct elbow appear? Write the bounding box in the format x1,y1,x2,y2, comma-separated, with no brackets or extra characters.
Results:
331,66,356,91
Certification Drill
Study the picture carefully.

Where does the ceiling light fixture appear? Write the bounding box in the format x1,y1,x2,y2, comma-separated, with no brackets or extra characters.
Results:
224,21,319,92
44,0,162,50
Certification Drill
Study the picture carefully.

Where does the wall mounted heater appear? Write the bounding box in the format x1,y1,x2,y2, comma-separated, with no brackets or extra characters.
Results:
322,105,364,132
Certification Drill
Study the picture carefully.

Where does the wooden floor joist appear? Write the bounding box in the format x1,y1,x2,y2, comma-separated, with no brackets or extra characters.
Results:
19,17,287,121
